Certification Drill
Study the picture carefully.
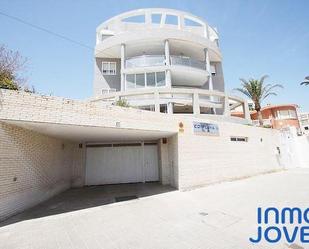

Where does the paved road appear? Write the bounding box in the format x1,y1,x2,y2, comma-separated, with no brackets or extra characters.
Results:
1,169,308,249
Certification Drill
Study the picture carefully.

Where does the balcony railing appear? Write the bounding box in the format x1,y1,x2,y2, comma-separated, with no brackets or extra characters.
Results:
126,55,165,68
125,55,206,71
170,56,206,70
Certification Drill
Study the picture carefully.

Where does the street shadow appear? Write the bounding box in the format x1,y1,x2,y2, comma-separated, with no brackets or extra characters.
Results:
0,182,176,227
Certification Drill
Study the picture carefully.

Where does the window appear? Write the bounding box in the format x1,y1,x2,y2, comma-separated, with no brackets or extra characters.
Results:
160,104,168,113
126,74,135,89
276,109,297,119
102,62,116,75
136,74,145,88
146,73,156,87
230,136,248,142
125,71,166,89
156,72,166,86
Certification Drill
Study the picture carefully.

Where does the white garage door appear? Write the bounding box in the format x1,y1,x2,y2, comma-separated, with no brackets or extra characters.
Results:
85,143,159,185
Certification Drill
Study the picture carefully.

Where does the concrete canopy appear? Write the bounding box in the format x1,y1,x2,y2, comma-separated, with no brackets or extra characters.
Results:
4,120,175,142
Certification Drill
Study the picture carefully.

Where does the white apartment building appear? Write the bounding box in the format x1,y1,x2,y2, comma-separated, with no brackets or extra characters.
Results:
92,8,250,118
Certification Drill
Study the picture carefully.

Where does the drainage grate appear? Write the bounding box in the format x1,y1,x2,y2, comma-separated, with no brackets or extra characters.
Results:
114,195,138,202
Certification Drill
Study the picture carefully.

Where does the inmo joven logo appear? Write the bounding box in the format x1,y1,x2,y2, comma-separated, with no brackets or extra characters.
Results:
249,207,309,244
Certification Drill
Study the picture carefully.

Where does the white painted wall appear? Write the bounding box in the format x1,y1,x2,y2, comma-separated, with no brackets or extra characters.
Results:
175,119,283,190
280,127,309,168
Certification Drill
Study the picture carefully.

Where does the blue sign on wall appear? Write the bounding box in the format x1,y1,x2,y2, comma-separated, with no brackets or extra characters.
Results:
193,122,219,136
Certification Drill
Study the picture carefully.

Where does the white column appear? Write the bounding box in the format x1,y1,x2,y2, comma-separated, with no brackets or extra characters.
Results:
154,90,160,113
165,40,172,88
120,43,126,91
166,70,172,88
141,141,145,183
167,102,173,114
224,95,231,116
204,48,213,92
164,40,170,66
145,10,151,25
160,13,166,27
178,15,184,30
193,92,200,115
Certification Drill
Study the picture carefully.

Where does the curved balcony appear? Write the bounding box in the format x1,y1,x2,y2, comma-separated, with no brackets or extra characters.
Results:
125,55,206,71
126,55,165,68
91,88,251,124
170,56,205,70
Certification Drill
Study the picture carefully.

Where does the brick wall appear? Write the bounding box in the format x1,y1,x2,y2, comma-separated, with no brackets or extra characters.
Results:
0,122,78,221
176,119,283,189
0,89,177,133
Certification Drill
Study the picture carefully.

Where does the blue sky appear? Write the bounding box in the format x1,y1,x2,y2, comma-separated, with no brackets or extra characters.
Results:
1,0,308,111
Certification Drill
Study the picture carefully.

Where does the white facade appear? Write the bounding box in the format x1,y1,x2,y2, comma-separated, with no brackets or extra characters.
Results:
92,8,250,120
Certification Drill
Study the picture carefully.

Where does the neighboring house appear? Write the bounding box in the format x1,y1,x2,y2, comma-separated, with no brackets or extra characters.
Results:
232,104,300,130
92,8,250,118
299,113,309,134
251,104,300,129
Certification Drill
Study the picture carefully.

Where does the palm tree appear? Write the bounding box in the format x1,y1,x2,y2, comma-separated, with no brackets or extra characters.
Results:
234,75,283,126
301,76,309,86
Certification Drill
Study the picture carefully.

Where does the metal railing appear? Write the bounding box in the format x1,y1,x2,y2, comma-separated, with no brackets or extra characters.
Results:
170,56,206,70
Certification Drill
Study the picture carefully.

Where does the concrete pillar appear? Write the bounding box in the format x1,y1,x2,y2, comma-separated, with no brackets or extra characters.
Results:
120,43,126,91
166,70,172,88
243,100,251,121
160,13,166,27
204,48,213,92
141,141,145,183
167,102,173,114
164,40,170,66
154,90,160,113
178,15,184,30
224,95,230,116
145,10,151,25
193,92,200,115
